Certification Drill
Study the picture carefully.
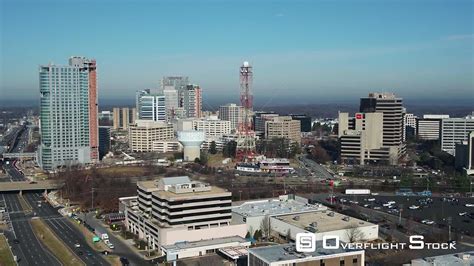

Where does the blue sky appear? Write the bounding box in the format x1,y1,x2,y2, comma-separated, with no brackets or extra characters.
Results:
1,0,473,106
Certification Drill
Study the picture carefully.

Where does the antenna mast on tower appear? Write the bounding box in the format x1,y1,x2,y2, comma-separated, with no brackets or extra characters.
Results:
236,61,256,160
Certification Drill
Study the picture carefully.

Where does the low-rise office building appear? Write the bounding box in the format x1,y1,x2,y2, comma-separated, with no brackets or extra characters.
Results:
270,210,379,243
232,195,327,235
411,251,474,266
248,243,365,266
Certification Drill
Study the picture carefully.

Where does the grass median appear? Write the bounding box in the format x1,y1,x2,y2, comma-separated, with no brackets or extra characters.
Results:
30,218,84,266
0,234,16,266
18,194,32,213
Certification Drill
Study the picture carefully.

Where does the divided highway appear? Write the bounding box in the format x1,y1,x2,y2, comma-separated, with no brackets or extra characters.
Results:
2,193,60,266
24,192,108,265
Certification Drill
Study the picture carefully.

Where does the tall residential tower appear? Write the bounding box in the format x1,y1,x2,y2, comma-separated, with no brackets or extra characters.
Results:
39,56,98,170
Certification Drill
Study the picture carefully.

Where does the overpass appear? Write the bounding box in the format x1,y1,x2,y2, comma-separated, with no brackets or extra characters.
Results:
0,180,62,193
2,152,37,159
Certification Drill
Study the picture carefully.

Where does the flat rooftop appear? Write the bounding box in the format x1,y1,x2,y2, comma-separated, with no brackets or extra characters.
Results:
233,199,326,217
275,210,375,232
249,243,363,263
162,236,248,252
137,180,157,190
411,251,474,266
153,185,229,201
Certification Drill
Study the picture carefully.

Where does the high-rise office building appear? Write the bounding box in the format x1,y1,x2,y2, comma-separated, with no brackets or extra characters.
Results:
161,76,189,91
265,116,301,143
182,84,202,118
454,131,474,175
163,87,179,121
128,120,175,152
290,114,312,132
403,112,417,140
254,112,279,133
98,126,111,160
359,92,405,157
441,117,474,155
416,114,448,140
39,56,98,170
192,116,231,139
338,112,398,165
136,90,166,122
219,103,244,131
113,107,136,130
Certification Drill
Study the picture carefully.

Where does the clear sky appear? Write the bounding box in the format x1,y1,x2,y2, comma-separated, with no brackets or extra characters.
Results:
1,0,473,106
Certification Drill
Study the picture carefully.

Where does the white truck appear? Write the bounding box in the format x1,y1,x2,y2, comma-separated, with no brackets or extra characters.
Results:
95,228,109,240
345,189,371,195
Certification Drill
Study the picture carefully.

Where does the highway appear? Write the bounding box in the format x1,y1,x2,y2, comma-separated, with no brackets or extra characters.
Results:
298,154,334,180
24,192,109,265
2,193,60,266
80,212,153,266
3,161,27,182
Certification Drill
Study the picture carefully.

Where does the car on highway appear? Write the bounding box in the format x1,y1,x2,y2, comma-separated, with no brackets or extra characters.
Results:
421,219,435,225
465,204,474,207
459,212,467,216
74,243,81,248
13,239,20,244
409,205,420,210
367,198,375,202
373,206,381,210
120,257,130,266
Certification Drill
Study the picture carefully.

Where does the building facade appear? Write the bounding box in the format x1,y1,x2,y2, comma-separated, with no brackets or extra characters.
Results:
98,126,111,160
339,112,398,165
192,116,231,139
39,56,98,170
136,91,167,122
254,112,279,133
113,107,136,130
219,103,244,131
403,112,417,140
182,84,202,118
163,87,179,121
265,116,301,143
360,92,405,157
248,243,365,266
290,114,312,132
121,176,248,260
416,114,449,140
128,120,175,152
441,117,474,155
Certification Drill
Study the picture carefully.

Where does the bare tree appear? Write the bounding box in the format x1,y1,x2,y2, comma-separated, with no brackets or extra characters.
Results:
260,215,270,240
345,224,365,242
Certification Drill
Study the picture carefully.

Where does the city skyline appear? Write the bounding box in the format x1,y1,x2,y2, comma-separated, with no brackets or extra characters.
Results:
1,0,473,105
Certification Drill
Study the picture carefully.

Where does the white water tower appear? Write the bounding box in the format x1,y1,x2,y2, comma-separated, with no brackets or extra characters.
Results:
178,131,205,161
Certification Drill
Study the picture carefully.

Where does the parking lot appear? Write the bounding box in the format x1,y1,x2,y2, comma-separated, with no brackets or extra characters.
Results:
334,194,474,236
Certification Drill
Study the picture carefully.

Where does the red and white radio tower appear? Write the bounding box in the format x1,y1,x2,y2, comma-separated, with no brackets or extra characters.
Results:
236,61,256,160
